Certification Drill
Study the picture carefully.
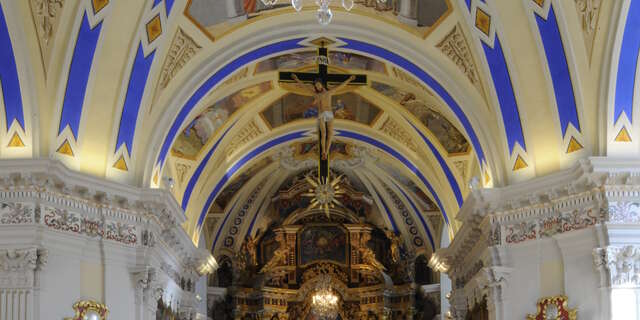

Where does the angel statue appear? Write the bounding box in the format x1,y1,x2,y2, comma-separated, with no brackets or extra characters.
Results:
260,234,288,273
359,233,386,272
292,74,356,160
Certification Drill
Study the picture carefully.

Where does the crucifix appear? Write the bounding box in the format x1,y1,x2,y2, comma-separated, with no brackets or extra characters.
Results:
278,40,367,183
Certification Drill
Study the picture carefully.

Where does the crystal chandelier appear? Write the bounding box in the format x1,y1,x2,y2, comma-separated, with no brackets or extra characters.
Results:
259,0,388,25
311,275,339,319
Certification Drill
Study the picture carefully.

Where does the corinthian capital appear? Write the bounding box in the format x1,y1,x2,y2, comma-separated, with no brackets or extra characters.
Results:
593,245,640,287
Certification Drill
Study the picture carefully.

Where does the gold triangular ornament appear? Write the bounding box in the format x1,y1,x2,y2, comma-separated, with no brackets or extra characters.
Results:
153,171,159,185
566,136,583,153
7,132,25,147
483,169,490,185
615,127,632,142
113,155,128,171
56,139,74,156
513,155,528,171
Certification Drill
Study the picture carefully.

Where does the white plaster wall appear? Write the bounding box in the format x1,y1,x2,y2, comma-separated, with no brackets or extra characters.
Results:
500,227,600,319
38,248,82,319
104,263,137,319
440,223,451,319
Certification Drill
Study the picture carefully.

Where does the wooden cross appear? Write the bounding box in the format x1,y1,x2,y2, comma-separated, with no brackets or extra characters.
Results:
278,42,367,182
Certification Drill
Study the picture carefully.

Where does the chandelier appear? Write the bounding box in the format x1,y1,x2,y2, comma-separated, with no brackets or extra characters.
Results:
259,0,389,25
311,275,340,319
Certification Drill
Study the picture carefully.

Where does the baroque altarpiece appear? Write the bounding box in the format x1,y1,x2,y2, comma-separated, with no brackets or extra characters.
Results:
209,170,439,320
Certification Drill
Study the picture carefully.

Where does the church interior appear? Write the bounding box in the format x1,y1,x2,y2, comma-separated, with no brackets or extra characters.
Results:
0,0,638,319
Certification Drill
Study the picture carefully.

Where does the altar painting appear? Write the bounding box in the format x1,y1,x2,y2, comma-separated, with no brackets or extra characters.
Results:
171,82,272,159
299,225,347,265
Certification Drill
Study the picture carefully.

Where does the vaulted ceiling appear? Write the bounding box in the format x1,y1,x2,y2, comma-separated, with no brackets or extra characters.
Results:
0,0,635,256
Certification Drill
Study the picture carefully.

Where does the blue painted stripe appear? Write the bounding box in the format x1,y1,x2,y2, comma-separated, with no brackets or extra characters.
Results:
482,37,526,152
535,6,581,135
156,38,306,168
115,44,156,153
390,179,435,250
211,198,239,251
165,0,175,14
0,3,25,131
152,0,163,8
614,0,640,124
465,0,471,9
197,130,308,227
181,122,237,210
59,12,103,138
338,38,486,163
375,191,399,233
336,129,450,225
408,121,463,206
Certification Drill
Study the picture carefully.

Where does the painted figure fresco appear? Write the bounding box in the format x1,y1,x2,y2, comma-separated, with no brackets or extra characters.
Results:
261,92,380,128
172,82,272,159
255,50,386,74
371,81,470,154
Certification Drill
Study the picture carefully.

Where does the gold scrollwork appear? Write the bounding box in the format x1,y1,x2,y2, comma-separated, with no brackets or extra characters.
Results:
526,295,576,320
64,300,108,320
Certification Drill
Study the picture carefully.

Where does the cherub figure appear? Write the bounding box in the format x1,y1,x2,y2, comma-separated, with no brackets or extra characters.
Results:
292,74,356,160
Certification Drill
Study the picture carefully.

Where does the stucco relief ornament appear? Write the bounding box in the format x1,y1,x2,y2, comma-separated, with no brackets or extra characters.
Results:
526,295,576,320
607,202,640,224
0,202,33,224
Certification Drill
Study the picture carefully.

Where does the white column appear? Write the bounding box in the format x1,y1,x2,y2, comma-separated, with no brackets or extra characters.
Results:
440,224,451,319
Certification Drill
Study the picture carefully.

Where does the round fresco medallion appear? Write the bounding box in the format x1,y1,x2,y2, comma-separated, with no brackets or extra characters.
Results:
224,236,234,247
405,217,414,225
243,204,250,210
413,237,423,247
234,217,242,225
229,226,238,235
401,209,409,217
409,226,418,235
238,209,246,217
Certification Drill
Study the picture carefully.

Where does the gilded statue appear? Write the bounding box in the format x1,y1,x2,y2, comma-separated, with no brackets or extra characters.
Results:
384,229,402,264
260,234,288,273
245,230,261,266
359,233,386,272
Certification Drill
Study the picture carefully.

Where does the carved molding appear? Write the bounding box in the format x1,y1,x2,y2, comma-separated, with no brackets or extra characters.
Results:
380,117,418,153
29,0,65,74
157,28,201,92
436,24,482,94
0,202,35,224
226,120,263,157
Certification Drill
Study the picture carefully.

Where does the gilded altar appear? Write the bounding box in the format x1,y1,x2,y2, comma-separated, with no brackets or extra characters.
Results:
210,171,436,320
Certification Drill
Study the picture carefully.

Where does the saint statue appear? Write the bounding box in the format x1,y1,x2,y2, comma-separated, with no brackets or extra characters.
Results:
260,234,288,273
384,229,402,264
245,231,261,266
292,74,356,160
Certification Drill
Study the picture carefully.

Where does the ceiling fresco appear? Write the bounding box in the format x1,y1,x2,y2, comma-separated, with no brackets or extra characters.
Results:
186,0,451,40
260,92,381,128
214,156,274,210
371,81,470,155
172,81,272,159
255,50,387,74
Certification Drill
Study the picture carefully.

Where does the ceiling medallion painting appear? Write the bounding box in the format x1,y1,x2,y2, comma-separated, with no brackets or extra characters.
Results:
186,0,450,40
255,50,386,75
171,81,272,159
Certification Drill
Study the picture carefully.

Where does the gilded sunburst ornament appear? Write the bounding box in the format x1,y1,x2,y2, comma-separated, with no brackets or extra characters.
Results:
302,174,345,217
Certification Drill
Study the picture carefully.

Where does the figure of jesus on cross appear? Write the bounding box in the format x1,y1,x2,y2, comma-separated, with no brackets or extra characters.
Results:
291,73,356,160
